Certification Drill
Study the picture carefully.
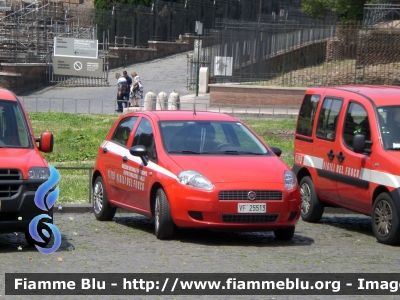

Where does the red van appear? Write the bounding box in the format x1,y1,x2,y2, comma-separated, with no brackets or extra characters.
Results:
0,88,54,245
293,85,400,245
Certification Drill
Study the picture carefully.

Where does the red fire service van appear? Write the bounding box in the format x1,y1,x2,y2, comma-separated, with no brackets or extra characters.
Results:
0,88,54,246
293,85,400,245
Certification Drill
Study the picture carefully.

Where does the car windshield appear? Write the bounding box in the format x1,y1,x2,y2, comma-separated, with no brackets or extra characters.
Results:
159,120,269,155
378,105,400,150
0,100,31,148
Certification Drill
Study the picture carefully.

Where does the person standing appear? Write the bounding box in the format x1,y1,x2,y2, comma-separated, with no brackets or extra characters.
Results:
115,73,127,113
123,70,132,108
130,72,143,107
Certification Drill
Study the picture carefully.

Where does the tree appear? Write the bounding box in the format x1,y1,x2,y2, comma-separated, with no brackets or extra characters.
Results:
301,0,388,22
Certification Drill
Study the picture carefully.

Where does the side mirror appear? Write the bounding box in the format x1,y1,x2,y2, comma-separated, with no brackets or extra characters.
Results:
353,134,368,154
129,145,149,166
36,132,53,153
270,146,282,157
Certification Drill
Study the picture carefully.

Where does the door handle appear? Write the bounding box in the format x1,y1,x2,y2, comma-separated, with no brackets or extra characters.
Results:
327,150,335,161
122,156,128,162
103,147,108,153
336,151,345,163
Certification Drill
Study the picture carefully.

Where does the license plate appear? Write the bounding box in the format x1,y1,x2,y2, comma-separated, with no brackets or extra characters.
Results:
238,203,266,213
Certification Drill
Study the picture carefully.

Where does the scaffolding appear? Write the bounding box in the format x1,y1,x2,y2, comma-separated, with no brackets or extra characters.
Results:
363,4,400,29
0,0,96,63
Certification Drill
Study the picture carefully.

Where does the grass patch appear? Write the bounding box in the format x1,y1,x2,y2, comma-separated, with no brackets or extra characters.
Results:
29,113,296,204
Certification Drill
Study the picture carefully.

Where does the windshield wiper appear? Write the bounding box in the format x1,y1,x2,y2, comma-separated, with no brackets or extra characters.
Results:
168,150,201,154
221,150,263,155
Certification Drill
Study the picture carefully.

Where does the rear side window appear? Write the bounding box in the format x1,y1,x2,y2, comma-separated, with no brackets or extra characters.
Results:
316,97,343,141
296,94,320,137
111,116,138,146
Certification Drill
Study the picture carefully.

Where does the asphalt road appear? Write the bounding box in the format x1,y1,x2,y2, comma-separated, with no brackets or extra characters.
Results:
19,52,193,103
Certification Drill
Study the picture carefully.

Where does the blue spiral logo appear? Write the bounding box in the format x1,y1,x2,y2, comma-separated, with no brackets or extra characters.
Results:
28,164,62,255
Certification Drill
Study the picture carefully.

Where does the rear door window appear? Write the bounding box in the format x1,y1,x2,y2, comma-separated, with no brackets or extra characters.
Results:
296,94,320,137
316,97,343,141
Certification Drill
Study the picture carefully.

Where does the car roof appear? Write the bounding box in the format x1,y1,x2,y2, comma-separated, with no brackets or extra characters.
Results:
125,110,239,121
307,85,400,106
0,88,18,101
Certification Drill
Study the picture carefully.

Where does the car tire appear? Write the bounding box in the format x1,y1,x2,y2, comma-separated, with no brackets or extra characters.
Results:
154,188,175,240
274,226,295,241
93,176,116,221
299,176,324,223
372,192,400,245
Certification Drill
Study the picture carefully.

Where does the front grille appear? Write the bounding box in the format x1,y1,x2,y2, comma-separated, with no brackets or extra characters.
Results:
0,169,22,198
219,190,282,201
221,214,279,223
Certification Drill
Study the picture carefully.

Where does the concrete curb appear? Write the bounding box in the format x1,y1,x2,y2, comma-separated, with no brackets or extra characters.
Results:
54,204,358,215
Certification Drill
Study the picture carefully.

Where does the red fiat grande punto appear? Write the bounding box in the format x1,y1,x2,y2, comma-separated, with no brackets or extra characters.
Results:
92,111,300,240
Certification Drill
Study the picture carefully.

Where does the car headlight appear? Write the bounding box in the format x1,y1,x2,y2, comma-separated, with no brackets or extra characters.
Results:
28,167,50,180
177,170,213,191
284,170,297,190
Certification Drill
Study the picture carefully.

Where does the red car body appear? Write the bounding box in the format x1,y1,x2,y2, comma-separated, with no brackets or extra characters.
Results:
92,110,300,240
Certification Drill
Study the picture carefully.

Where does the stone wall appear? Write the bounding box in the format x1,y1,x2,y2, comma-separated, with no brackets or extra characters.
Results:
357,29,400,66
0,64,47,94
148,41,192,58
234,40,327,78
209,84,306,108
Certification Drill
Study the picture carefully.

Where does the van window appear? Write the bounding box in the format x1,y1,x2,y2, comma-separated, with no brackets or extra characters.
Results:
296,94,320,137
316,98,342,141
342,103,370,149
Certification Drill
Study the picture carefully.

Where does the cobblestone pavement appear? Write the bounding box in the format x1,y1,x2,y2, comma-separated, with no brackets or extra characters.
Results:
0,210,399,300
7,53,398,300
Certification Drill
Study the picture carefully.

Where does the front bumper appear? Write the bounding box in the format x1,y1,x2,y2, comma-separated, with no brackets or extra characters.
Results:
165,182,301,230
0,184,53,234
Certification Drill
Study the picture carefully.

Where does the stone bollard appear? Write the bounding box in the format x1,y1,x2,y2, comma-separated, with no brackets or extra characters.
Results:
144,91,156,110
199,67,209,93
157,92,168,110
168,91,180,110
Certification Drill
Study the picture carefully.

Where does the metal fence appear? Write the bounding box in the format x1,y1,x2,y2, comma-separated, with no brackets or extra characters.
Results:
54,166,94,204
21,96,299,120
201,19,400,86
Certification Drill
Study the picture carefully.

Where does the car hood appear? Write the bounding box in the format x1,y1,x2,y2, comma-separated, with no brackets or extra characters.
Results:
168,155,286,183
0,148,47,178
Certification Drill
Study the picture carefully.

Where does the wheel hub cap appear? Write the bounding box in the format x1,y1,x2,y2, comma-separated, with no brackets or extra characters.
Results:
374,200,392,237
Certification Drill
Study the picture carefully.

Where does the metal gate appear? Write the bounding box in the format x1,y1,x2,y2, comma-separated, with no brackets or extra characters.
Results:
47,51,110,87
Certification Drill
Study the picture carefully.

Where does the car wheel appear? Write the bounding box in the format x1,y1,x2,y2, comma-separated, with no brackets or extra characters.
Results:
274,226,295,241
93,176,116,221
299,176,324,223
372,192,400,245
154,188,175,240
